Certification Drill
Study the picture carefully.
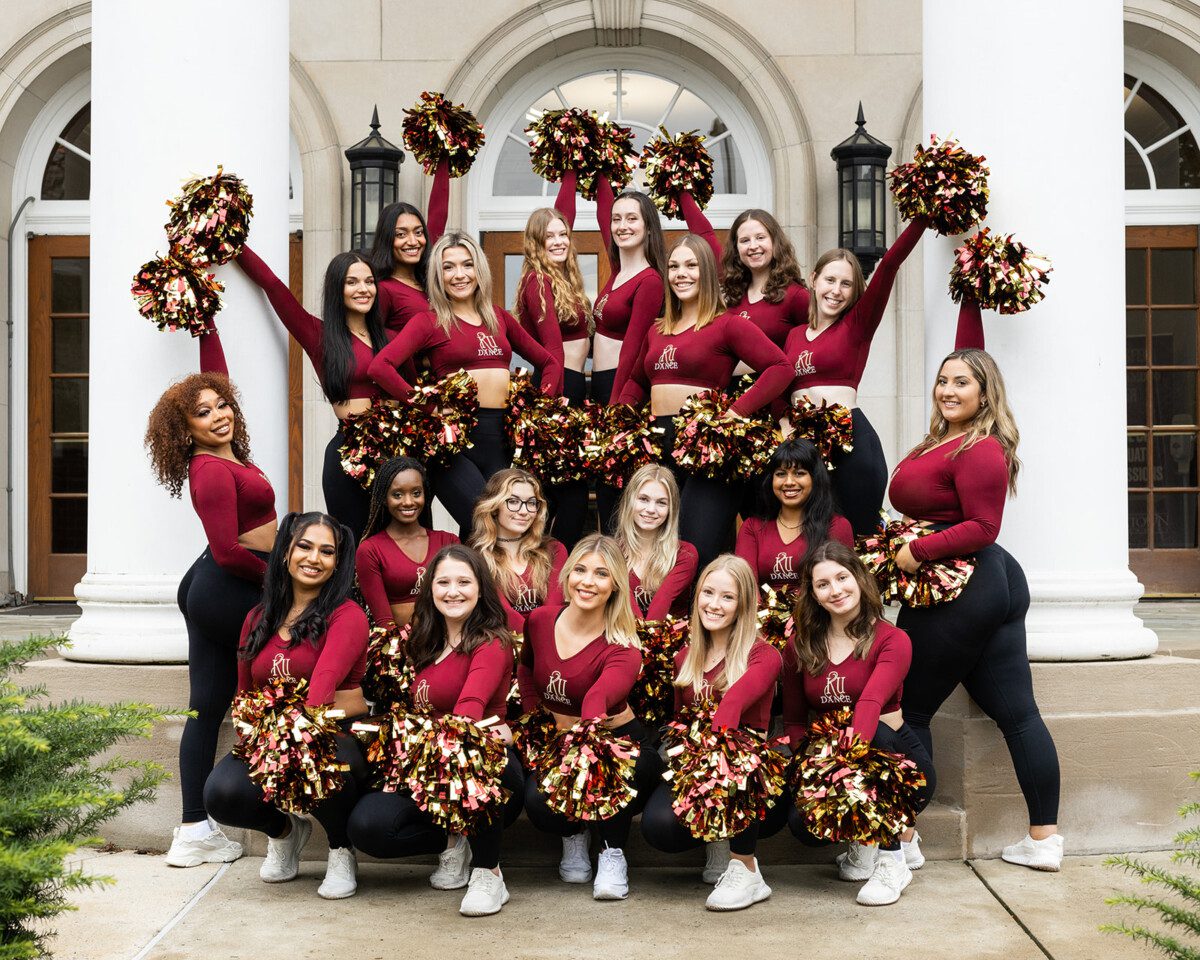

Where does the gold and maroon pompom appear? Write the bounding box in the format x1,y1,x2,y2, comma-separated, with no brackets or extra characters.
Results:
857,515,976,607
662,705,787,842
640,127,715,219
583,402,664,489
671,390,779,480
629,616,690,727
505,632,524,714
131,254,223,337
361,623,414,708
582,119,638,200
165,166,254,266
889,135,989,236
949,227,1053,314
511,707,559,770
403,92,486,178
526,107,603,183
790,707,927,843
789,396,854,466
403,714,510,834
756,584,797,653
231,678,348,815
535,717,641,821
506,369,588,486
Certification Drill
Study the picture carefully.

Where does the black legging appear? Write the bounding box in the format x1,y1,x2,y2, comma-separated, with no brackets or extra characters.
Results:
898,543,1059,826
204,727,369,849
826,407,888,537
591,368,621,533
347,748,525,870
524,718,662,848
546,368,591,551
428,409,510,538
324,429,371,541
772,722,936,850
176,548,267,824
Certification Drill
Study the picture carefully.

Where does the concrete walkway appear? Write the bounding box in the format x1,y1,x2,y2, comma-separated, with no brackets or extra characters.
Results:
44,848,1183,960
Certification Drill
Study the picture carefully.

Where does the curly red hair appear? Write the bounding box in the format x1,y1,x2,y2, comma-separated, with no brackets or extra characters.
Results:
144,373,252,498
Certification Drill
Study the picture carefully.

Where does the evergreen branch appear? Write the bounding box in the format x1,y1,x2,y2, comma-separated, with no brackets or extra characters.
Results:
1100,922,1200,960
1105,896,1200,936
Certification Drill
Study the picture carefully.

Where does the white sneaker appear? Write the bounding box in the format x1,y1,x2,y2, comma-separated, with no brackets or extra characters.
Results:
459,868,510,917
259,814,312,883
430,835,472,890
1001,833,1064,872
592,847,629,901
902,831,925,871
702,840,730,884
318,847,358,899
856,855,912,906
559,831,592,883
836,842,878,881
165,825,243,867
705,858,772,911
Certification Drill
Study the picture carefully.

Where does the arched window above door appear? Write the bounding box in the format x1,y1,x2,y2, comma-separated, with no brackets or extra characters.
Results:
1125,73,1200,190
40,102,90,200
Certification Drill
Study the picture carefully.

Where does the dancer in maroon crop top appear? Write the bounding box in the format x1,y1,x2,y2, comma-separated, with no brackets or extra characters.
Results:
146,326,277,870
348,544,524,916
736,437,853,593
368,231,564,535
780,217,930,536
235,246,389,537
368,160,450,334
889,306,1062,871
640,555,783,912
355,456,458,629
616,235,791,572
612,464,697,620
519,534,663,902
204,512,370,901
468,469,566,633
515,172,593,547
778,541,935,907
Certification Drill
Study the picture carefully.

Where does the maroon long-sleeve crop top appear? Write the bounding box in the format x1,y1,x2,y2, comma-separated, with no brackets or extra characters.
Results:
734,515,854,593
409,635,511,723
629,541,698,621
673,640,782,731
355,528,459,628
188,454,275,583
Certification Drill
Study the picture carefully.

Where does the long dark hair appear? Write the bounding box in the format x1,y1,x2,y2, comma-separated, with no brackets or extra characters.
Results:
240,511,357,662
319,252,388,403
720,208,805,307
759,438,837,568
607,190,666,276
362,456,429,540
406,544,511,673
369,201,431,288
791,540,883,676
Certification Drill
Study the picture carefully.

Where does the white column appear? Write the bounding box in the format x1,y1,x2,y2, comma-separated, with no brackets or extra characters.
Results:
66,0,290,663
922,0,1156,659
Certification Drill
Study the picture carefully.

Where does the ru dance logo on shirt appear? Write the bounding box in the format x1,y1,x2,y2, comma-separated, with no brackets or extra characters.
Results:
543,670,570,705
794,349,816,377
412,564,427,596
270,653,293,679
593,294,609,324
412,678,431,712
696,677,716,705
654,344,679,371
821,671,849,705
514,581,538,613
772,551,797,580
476,331,503,357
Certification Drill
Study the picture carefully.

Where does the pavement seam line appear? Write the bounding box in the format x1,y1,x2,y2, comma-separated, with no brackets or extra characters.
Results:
966,860,1055,960
129,860,231,960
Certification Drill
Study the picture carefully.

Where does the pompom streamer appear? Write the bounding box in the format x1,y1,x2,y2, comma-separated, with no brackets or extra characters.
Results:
640,127,714,219
949,228,1052,314
583,402,664,488
165,166,254,266
506,632,524,714
790,707,926,843
232,678,348,814
506,369,588,486
403,714,510,834
857,514,975,607
403,91,486,178
339,370,478,489
131,254,223,337
362,623,414,708
756,584,796,653
535,717,640,821
671,390,779,480
789,396,854,467
662,706,786,842
583,119,638,200
511,708,558,770
889,135,989,236
526,107,602,183
629,616,690,727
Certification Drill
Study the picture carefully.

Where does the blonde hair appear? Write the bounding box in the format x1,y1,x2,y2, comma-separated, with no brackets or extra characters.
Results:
806,248,867,329
515,208,590,333
469,469,552,604
614,464,681,600
907,348,1021,494
559,533,641,649
658,234,723,335
427,231,498,335
675,555,759,695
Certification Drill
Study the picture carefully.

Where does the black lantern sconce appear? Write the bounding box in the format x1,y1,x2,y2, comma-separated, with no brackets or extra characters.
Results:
830,103,892,278
344,105,404,253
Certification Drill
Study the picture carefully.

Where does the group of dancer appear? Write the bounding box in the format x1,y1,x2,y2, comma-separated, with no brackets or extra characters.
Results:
144,140,1062,918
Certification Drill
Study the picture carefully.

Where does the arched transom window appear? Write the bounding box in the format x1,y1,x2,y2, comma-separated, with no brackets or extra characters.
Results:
1125,73,1200,190
40,103,91,200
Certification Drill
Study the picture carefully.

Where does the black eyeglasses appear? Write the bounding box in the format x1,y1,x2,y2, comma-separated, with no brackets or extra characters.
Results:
504,497,540,514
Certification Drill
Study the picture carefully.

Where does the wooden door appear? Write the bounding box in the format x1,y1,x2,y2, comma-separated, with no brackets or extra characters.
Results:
27,235,90,599
1126,225,1200,594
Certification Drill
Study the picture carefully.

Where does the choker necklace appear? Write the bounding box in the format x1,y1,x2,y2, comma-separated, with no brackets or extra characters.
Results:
497,535,523,543
777,517,802,530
